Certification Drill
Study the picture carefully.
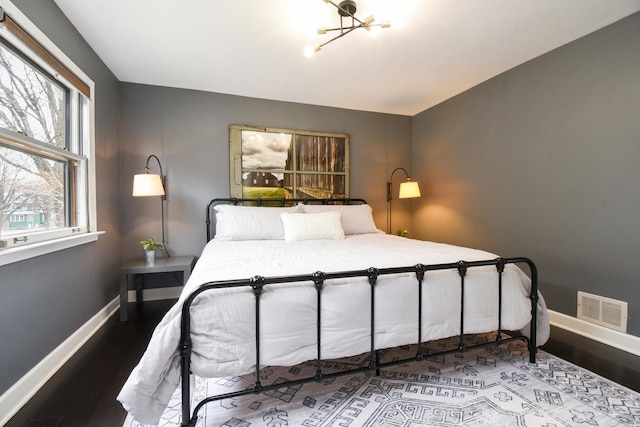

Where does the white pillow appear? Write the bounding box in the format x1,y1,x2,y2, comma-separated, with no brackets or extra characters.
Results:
214,204,302,241
280,211,345,242
300,204,380,235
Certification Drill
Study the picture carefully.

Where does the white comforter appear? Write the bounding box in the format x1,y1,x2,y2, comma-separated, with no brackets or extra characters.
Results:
118,234,549,425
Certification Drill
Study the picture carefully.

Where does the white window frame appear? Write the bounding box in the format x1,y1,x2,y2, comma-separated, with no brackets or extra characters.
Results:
0,2,100,266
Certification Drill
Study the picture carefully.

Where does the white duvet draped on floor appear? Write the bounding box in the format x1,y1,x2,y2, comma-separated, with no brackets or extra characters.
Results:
117,234,549,425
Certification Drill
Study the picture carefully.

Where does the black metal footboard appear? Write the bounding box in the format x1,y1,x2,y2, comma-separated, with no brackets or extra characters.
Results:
179,257,538,427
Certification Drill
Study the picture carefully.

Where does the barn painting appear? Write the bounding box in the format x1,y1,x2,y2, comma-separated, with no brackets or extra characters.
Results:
230,125,349,200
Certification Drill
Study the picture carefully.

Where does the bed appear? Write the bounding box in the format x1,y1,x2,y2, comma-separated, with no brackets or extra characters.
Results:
117,198,549,427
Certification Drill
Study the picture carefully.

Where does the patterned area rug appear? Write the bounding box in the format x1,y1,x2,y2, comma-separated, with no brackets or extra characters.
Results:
124,334,640,426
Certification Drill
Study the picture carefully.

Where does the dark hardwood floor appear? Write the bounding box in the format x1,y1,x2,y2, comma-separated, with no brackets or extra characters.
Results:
540,326,640,393
5,300,175,427
6,300,640,426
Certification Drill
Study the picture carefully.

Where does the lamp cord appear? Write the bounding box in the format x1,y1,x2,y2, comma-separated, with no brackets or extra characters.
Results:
161,196,170,257
387,198,393,234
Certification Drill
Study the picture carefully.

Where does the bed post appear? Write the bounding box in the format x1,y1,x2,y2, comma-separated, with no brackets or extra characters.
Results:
313,271,326,380
251,275,265,392
415,264,425,360
180,291,196,427
527,258,538,363
457,261,468,352
367,267,379,373
495,258,505,343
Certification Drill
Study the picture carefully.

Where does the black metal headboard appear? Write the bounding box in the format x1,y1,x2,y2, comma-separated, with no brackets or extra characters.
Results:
206,198,367,241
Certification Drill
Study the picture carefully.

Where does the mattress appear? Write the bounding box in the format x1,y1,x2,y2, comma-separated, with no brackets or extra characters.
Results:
118,234,549,425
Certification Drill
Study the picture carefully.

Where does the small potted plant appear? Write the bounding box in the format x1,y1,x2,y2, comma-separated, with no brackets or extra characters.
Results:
140,238,163,263
396,228,410,238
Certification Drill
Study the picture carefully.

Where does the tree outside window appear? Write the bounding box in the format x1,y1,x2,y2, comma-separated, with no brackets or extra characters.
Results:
0,36,88,248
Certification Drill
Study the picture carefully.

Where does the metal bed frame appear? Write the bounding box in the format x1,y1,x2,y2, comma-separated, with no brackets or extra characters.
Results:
179,198,538,427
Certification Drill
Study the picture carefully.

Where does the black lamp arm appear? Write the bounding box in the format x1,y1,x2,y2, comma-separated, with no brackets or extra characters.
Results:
145,154,163,175
387,167,410,201
144,154,166,200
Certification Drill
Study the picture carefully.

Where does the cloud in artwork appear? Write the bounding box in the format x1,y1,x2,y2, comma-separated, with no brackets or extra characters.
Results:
242,131,292,170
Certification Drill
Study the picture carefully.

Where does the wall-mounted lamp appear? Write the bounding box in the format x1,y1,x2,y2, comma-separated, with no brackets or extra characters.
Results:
386,167,421,234
132,154,169,257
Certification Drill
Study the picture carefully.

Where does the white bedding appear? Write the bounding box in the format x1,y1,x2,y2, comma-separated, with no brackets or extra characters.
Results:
117,234,549,425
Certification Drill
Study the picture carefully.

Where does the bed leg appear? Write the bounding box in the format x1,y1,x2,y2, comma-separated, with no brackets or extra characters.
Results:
180,375,198,427
180,292,198,427
526,258,538,364
375,350,381,376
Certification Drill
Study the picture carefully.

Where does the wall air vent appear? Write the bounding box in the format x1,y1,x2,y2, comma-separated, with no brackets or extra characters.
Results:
577,291,628,333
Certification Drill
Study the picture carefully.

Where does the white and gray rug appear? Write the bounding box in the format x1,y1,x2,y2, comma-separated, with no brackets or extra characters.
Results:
124,334,640,426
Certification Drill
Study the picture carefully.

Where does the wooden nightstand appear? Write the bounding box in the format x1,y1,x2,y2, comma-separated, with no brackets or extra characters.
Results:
119,256,196,322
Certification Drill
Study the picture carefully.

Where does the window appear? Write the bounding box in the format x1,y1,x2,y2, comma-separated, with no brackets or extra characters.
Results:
0,6,97,264
229,125,350,200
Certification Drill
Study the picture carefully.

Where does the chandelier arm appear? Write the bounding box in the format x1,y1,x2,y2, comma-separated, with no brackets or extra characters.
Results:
323,26,354,32
322,22,385,33
326,0,366,26
318,24,363,49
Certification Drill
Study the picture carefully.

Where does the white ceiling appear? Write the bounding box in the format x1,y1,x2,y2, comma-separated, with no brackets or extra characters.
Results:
53,0,640,116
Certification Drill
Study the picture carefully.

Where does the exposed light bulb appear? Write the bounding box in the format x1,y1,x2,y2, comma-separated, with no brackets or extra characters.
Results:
364,15,375,25
369,20,390,35
304,44,321,57
391,18,404,30
317,27,327,35
304,46,314,57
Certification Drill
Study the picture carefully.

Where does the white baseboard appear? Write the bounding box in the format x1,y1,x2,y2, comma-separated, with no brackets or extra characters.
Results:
2,302,635,425
0,297,119,426
0,288,181,424
548,309,640,357
127,286,182,302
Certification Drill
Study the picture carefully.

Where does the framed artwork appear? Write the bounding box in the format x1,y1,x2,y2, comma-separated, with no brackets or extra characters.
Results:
229,125,349,200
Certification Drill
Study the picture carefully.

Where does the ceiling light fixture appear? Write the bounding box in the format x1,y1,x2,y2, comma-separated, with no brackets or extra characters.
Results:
304,0,390,57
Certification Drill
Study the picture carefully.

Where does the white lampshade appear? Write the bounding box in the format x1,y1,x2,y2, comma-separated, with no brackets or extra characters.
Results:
132,173,165,197
398,180,421,199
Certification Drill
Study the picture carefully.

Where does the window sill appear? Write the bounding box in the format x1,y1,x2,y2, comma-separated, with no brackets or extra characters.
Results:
0,231,105,267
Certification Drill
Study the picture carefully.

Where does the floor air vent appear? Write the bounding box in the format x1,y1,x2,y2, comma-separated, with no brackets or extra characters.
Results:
577,291,628,333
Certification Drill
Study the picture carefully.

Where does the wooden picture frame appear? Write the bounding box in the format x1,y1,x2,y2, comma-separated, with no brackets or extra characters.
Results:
229,125,350,200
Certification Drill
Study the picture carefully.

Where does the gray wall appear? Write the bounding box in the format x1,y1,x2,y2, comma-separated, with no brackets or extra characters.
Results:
0,0,412,398
0,1,121,395
412,12,640,336
2,0,636,403
119,84,412,261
